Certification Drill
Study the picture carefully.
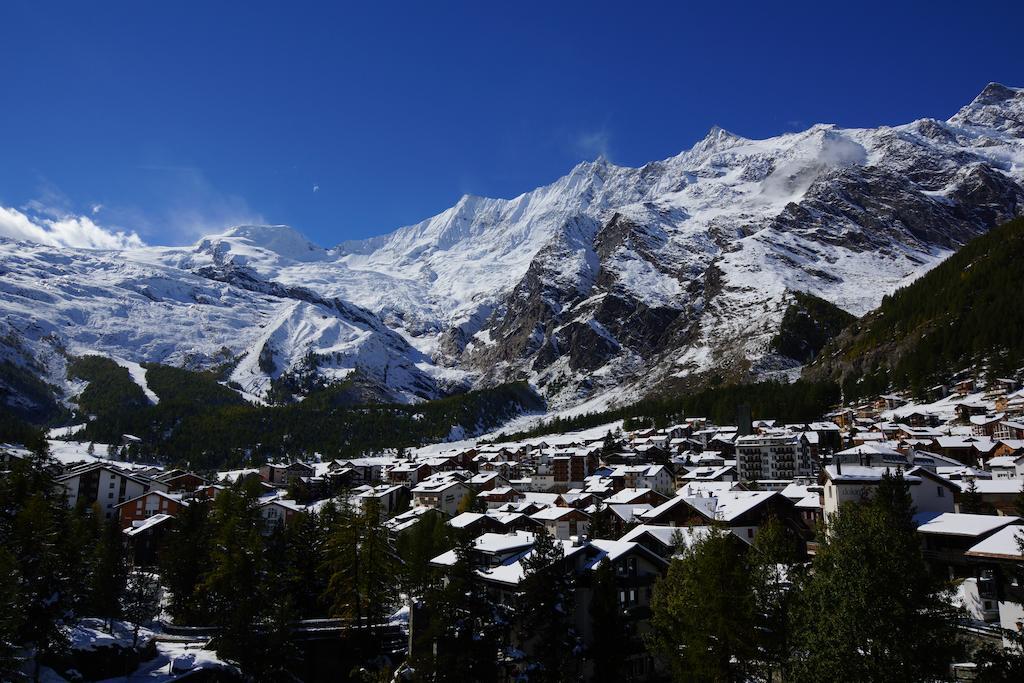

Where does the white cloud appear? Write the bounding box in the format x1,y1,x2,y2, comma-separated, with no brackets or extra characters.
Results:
313,184,320,193
0,205,145,250
574,129,612,161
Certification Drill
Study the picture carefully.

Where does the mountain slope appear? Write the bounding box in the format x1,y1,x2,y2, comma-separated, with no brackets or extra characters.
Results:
1,83,1023,418
803,216,1024,398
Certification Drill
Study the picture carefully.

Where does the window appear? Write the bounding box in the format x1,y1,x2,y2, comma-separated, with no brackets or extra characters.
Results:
937,486,944,497
108,492,114,499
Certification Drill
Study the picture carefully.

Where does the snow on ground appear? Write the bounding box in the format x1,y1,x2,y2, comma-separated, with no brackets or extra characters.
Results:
46,439,163,470
111,356,160,404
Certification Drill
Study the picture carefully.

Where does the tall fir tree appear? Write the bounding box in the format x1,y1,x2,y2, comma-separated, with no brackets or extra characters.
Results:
86,517,129,630
418,536,504,682
0,547,24,680
120,570,160,648
516,526,577,683
648,525,758,683
748,514,803,680
158,499,212,624
789,470,961,682
588,560,628,683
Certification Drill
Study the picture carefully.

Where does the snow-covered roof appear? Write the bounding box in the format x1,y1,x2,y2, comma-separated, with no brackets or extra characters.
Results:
966,526,1024,560
915,512,1020,538
607,504,653,523
837,443,902,457
448,512,488,529
823,465,923,483
124,513,174,537
530,506,585,521
958,479,1024,495
604,488,657,505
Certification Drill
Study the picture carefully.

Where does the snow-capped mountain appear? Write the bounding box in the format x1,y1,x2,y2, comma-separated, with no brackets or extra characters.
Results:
2,83,1023,412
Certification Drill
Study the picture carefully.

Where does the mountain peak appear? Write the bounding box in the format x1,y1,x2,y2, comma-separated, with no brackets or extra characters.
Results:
973,82,1020,106
200,224,327,262
948,82,1024,134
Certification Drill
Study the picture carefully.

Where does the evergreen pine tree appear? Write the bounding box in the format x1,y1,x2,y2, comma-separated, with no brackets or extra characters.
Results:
517,527,577,682
323,495,365,622
120,570,160,648
648,525,758,683
789,470,961,682
159,499,212,623
86,518,128,630
420,536,503,682
588,499,612,540
198,488,274,675
11,493,72,681
961,478,984,514
396,511,454,600
588,560,628,683
748,514,802,680
0,547,24,680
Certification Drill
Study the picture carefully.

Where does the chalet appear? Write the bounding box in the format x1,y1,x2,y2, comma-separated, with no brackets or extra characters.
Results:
603,487,668,507
821,465,957,521
994,421,1024,441
356,484,410,515
478,486,525,509
427,531,669,679
932,436,999,466
557,490,601,509
605,504,654,536
915,512,1022,584
971,414,1006,437
639,490,806,542
677,465,738,484
411,478,472,516
385,461,432,486
467,471,511,491
987,453,1024,480
964,526,1024,643
123,513,176,567
384,506,446,535
260,461,315,486
154,470,207,492
529,506,591,540
957,480,1024,516
448,511,507,535
258,499,304,533
115,490,188,528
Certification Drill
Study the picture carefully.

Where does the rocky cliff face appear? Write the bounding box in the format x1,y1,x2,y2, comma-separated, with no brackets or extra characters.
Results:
2,84,1022,411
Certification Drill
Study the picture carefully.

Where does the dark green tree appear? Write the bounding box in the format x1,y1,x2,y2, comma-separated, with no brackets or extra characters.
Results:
121,570,160,648
324,499,399,624
396,512,455,600
588,499,613,540
648,525,758,682
0,547,24,680
749,514,803,680
417,536,504,682
517,527,577,682
588,560,628,683
789,471,961,682
86,517,128,629
11,493,72,681
158,499,212,623
960,478,985,514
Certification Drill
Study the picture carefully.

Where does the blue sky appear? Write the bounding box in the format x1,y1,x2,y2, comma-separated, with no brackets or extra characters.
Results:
1,0,1022,247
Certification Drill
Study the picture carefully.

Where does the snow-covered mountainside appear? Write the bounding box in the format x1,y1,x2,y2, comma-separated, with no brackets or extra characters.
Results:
2,83,1023,411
